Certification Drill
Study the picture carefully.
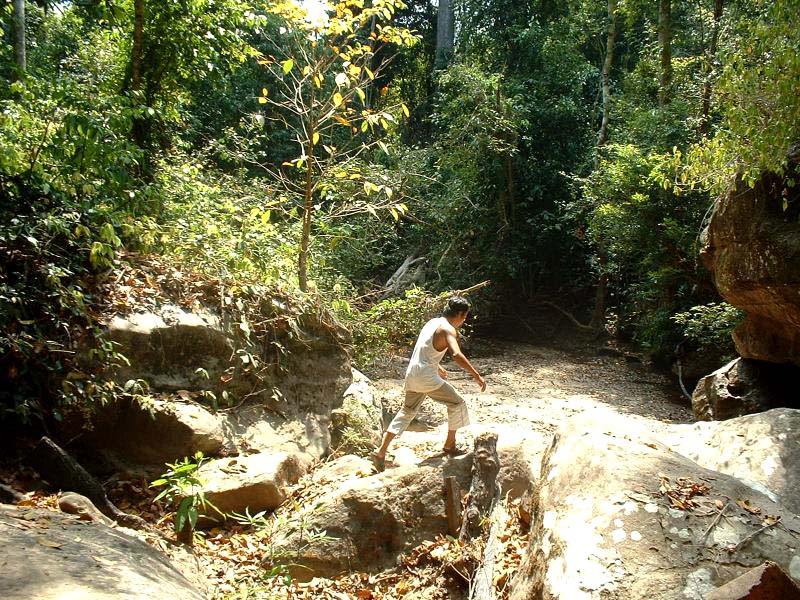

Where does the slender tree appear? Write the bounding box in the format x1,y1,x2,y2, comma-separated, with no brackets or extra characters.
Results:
258,1,417,292
591,0,618,330
597,0,617,149
700,0,724,134
658,0,672,107
12,0,26,77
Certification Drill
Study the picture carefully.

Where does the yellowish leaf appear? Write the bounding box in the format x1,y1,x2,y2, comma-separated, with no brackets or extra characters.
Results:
258,97,267,104
401,103,410,118
312,132,320,145
261,87,269,97
333,92,344,107
356,88,366,103
365,66,375,80
282,59,294,74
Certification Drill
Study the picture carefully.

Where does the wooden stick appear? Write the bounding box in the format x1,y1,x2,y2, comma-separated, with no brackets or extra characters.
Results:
699,500,729,546
445,476,461,537
459,432,500,542
733,519,779,552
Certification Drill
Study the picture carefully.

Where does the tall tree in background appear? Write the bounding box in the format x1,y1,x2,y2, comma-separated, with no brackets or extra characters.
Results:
435,0,454,69
12,0,26,76
597,0,617,149
658,0,672,107
700,0,723,134
591,0,618,330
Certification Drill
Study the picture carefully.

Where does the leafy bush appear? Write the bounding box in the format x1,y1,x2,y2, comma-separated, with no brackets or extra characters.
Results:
672,302,743,350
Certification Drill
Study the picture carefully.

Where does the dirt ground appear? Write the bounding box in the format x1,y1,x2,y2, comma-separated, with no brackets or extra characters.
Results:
368,337,694,459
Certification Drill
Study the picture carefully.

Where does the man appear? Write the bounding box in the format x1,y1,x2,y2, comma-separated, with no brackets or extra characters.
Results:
371,296,486,472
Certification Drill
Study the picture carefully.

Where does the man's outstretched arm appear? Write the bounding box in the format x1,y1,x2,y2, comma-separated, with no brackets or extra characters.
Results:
445,329,486,391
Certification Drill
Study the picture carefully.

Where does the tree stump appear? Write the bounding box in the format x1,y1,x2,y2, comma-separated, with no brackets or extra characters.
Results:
459,432,500,542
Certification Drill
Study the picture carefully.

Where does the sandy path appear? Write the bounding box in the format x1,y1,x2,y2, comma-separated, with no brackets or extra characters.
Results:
368,338,694,460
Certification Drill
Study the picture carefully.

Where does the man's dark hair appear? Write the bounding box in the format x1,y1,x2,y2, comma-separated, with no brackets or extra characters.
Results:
443,296,470,318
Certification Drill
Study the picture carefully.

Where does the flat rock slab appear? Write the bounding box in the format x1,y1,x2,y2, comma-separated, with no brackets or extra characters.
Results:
270,453,473,579
0,504,204,600
510,424,800,600
661,408,800,514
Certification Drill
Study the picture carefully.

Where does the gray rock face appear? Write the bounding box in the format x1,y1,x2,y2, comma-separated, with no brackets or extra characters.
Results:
85,300,351,466
0,504,205,600
108,306,232,392
700,166,800,366
660,408,800,514
509,426,800,600
270,453,473,579
691,358,798,421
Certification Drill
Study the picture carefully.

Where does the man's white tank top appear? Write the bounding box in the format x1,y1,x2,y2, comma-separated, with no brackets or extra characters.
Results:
404,317,448,392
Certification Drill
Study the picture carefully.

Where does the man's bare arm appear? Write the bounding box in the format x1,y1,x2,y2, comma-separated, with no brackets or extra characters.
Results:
444,329,486,391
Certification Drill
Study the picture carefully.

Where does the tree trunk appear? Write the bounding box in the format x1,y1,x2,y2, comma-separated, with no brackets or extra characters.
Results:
658,0,672,107
700,0,724,135
597,0,617,151
132,0,144,93
298,143,315,292
435,0,455,70
459,432,500,542
28,437,147,530
12,0,26,77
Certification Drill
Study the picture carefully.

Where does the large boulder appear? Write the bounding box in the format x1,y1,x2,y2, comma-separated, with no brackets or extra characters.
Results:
0,504,205,599
691,358,799,421
700,163,800,366
270,453,473,579
660,408,800,514
88,398,225,465
196,451,311,523
510,424,800,600
108,306,232,393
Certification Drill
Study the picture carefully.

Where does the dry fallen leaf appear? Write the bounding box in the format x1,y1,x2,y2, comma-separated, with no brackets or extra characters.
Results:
37,538,63,549
736,498,761,515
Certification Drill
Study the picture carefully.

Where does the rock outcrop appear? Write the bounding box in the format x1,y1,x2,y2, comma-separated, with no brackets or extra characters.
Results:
82,299,351,466
660,408,800,514
700,162,800,366
510,423,800,600
691,358,798,421
196,451,311,522
269,453,473,579
0,504,205,600
89,397,225,465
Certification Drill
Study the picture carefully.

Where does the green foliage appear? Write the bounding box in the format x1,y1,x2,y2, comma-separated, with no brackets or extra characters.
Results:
151,452,221,543
230,501,335,585
672,302,743,349
685,0,800,192
579,144,712,356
